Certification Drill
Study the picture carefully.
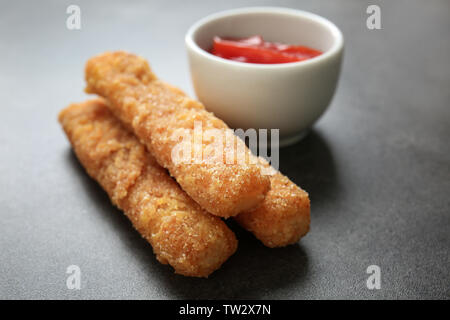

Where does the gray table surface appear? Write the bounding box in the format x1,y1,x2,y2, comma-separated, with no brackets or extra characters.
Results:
0,0,449,299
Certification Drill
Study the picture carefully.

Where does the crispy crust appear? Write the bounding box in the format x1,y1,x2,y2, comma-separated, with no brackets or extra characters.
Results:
236,160,310,247
84,51,270,218
163,76,311,247
58,99,237,277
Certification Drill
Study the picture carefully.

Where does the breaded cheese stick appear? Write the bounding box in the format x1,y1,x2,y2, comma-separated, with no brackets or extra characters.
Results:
162,79,311,247
59,99,237,277
235,159,310,247
85,51,270,218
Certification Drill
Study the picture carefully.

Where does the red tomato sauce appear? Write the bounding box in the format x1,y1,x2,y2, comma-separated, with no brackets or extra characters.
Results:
210,35,323,64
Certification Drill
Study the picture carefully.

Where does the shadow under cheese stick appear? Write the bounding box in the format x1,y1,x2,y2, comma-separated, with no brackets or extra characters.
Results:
59,99,237,277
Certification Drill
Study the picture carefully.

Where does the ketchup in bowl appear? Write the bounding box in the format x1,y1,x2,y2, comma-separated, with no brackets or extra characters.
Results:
210,35,322,64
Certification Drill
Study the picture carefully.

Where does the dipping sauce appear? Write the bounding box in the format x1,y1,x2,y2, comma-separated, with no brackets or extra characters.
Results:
210,35,323,64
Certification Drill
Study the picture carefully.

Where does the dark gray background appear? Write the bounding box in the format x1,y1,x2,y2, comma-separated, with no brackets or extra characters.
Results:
0,0,449,299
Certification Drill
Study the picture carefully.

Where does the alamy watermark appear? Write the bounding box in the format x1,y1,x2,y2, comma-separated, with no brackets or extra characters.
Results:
66,265,81,290
366,5,381,30
66,5,81,30
170,122,279,175
366,265,381,290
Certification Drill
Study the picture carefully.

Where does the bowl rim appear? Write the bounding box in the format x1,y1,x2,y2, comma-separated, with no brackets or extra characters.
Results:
185,6,344,69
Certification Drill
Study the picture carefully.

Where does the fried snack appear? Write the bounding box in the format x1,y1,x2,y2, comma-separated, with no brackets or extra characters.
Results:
59,99,237,277
85,51,270,218
235,160,310,247
160,85,311,247
158,76,310,247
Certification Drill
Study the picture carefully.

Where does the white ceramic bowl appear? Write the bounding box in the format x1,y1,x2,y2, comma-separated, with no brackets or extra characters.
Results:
185,7,344,147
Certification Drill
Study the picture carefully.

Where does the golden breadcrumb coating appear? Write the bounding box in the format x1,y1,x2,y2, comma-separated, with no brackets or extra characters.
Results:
236,159,310,247
84,51,270,218
58,99,237,277
162,78,311,247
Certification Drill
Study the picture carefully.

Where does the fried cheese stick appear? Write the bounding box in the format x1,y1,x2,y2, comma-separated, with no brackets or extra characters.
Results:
236,160,310,247
85,51,270,218
160,78,311,247
59,99,237,277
